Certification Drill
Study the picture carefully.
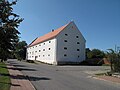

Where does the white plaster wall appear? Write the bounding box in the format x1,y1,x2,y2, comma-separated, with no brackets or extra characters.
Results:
27,38,57,64
56,22,86,63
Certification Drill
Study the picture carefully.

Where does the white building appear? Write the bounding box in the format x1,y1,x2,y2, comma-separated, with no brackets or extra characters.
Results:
26,21,86,65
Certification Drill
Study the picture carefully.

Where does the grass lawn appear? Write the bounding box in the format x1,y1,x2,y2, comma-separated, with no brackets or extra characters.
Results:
0,62,11,90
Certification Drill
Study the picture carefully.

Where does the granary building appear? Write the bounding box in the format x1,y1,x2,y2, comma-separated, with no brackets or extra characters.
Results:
26,21,86,65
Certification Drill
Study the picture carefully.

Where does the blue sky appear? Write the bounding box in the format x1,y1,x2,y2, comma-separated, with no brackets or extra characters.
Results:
13,0,120,51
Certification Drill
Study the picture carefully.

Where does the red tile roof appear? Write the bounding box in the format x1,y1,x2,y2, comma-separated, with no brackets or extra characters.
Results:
29,22,70,47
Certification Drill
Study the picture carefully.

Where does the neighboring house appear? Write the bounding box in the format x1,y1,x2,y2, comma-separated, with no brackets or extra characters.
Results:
26,21,86,65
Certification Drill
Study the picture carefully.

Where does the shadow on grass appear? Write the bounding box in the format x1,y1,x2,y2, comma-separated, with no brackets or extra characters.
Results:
0,73,51,81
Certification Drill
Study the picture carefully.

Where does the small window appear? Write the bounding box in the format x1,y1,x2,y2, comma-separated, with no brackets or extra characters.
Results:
64,47,67,50
64,40,67,42
39,44,41,46
35,51,37,52
33,47,34,48
64,54,67,57
77,42,80,44
39,50,41,52
48,48,51,50
49,41,51,43
77,49,80,51
65,34,68,36
44,43,45,45
43,49,45,51
76,36,79,38
48,54,50,56
43,55,45,57
32,52,34,54
36,46,37,47
39,55,40,57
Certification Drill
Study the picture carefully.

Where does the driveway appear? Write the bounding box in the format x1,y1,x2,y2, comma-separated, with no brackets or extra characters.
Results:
8,59,120,90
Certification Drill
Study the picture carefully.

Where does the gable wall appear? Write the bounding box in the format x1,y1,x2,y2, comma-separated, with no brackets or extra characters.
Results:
56,22,86,63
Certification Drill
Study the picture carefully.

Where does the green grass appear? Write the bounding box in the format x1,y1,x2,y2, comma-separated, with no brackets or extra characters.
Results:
0,62,11,90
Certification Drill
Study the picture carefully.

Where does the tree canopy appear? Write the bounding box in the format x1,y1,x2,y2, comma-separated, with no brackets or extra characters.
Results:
14,41,27,60
0,0,23,61
86,48,105,59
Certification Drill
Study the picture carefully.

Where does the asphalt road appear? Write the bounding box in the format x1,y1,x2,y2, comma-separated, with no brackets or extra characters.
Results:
8,59,120,90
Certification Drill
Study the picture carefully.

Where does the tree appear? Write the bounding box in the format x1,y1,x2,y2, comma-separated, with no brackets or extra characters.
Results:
14,41,27,60
85,48,91,59
91,49,105,58
106,49,120,72
86,48,105,59
0,0,23,62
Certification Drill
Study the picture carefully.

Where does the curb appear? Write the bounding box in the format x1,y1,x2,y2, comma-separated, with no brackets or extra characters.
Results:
93,76,120,85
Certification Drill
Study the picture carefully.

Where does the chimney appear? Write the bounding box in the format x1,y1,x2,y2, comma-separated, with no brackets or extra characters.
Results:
52,29,54,32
